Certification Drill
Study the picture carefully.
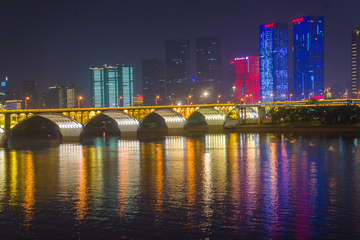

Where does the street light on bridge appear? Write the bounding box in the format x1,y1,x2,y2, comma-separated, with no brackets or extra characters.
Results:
188,95,191,105
25,97,30,109
118,96,122,107
78,96,82,108
204,92,208,104
217,95,221,104
232,86,236,101
156,95,160,106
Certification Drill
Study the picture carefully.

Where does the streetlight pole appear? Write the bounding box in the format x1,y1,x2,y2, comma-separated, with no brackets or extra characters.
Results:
290,94,292,101
156,95,159,106
188,95,191,105
25,97,30,109
78,96,82,108
118,96,122,107
204,92,207,104
217,95,221,104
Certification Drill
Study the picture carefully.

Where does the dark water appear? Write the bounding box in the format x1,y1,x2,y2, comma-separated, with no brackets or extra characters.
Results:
1,133,360,239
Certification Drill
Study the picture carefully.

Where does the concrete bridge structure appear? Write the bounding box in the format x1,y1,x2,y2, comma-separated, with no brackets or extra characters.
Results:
0,99,357,144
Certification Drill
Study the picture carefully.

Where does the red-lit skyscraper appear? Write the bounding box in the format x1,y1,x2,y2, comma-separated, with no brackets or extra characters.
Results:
234,56,260,103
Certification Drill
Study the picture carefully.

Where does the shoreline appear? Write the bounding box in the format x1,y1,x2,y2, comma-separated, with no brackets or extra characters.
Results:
226,124,360,133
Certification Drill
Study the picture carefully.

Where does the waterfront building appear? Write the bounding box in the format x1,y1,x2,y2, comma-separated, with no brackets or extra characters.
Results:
196,37,222,103
351,28,360,98
142,59,165,106
66,84,81,108
293,16,324,100
90,64,134,107
259,22,289,102
6,100,22,110
23,80,38,109
234,56,260,103
165,39,190,105
49,83,67,108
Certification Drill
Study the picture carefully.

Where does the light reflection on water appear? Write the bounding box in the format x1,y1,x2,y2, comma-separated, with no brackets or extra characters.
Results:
1,133,360,239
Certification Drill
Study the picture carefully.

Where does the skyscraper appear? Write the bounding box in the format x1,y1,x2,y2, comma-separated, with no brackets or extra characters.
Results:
293,16,324,100
49,83,67,109
260,22,289,102
165,39,190,105
67,84,81,108
351,28,360,98
196,37,222,103
90,64,133,108
23,80,38,109
90,66,104,107
119,64,134,107
142,59,165,106
234,56,260,103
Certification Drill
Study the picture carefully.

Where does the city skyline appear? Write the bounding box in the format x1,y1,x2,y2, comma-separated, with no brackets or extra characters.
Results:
0,1,360,106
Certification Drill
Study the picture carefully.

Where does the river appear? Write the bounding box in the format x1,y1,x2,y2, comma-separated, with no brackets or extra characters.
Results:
0,133,360,239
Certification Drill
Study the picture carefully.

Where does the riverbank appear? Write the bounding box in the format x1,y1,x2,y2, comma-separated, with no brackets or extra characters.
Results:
228,124,360,133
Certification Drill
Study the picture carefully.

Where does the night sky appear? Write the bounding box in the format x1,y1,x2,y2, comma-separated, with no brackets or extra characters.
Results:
1,0,360,106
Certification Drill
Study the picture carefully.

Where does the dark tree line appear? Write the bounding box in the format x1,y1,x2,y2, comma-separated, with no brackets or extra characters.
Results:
268,105,360,125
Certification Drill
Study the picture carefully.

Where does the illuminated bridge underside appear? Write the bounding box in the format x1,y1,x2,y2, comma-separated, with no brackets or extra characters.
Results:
101,110,139,132
194,108,226,126
225,107,259,128
21,113,83,139
151,109,186,129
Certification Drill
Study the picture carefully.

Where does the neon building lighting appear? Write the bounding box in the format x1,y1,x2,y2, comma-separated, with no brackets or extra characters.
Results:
234,56,260,103
293,16,324,100
259,22,289,102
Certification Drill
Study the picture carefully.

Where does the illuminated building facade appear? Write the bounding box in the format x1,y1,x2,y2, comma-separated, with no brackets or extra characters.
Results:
142,59,165,106
234,56,260,103
260,22,289,102
196,37,222,103
23,80,38,109
66,84,81,108
90,64,134,107
293,16,324,100
351,28,360,98
165,39,190,105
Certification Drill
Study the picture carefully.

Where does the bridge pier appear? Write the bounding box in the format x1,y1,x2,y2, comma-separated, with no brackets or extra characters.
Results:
0,114,11,145
258,107,262,124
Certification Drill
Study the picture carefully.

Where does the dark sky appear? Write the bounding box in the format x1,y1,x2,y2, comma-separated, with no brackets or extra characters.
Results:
1,0,360,106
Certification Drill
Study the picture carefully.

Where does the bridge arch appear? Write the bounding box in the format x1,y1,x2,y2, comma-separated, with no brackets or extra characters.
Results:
140,109,186,133
186,107,226,130
11,113,83,140
83,110,139,137
224,107,259,128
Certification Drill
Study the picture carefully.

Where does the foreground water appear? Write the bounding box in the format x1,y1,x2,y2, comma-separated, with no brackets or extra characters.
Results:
0,133,360,239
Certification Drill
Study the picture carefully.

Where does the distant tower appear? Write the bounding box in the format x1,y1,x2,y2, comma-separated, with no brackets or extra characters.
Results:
90,66,105,107
351,28,360,98
293,16,324,100
142,59,165,106
23,80,38,109
196,37,222,103
260,22,289,102
165,39,190,105
234,56,260,103
119,64,134,107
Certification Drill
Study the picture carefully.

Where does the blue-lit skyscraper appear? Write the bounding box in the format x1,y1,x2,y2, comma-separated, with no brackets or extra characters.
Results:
293,16,324,100
259,22,289,102
120,64,134,107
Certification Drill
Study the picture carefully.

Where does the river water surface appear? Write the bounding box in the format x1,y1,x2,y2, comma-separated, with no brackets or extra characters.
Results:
1,133,360,239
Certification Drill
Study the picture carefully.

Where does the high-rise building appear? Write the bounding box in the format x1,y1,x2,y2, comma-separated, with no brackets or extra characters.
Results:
293,16,324,100
67,84,81,108
90,64,133,108
260,22,289,102
119,64,134,107
165,39,190,105
40,92,49,109
49,83,67,109
23,80,38,109
234,56,260,103
351,28,360,98
90,66,105,107
196,37,222,103
142,59,165,106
